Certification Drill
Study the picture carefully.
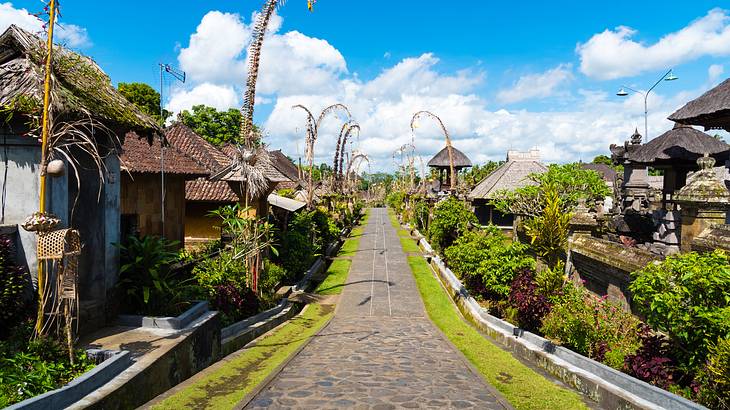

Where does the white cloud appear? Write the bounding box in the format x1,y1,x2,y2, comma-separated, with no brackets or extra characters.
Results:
497,64,573,104
166,83,240,114
708,64,725,84
577,8,730,79
0,2,90,48
178,11,249,84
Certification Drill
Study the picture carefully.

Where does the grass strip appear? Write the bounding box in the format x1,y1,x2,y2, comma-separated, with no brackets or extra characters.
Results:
387,209,399,228
407,255,589,410
151,303,334,410
313,259,353,295
399,236,420,253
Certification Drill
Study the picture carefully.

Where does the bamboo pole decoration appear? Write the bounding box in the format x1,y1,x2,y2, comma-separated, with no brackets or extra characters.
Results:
410,111,457,190
36,0,58,334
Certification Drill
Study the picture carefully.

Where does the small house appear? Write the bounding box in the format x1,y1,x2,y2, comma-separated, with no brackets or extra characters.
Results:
468,149,546,228
427,145,472,192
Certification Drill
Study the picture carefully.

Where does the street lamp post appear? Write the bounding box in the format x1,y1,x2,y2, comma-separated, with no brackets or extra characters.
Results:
617,69,678,143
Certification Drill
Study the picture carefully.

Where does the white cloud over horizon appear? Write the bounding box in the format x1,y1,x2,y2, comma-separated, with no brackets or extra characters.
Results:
577,8,730,80
166,8,727,172
0,2,91,48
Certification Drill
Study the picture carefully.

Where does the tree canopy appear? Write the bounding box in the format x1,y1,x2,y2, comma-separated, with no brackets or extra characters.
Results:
179,105,252,146
117,82,171,124
493,163,610,218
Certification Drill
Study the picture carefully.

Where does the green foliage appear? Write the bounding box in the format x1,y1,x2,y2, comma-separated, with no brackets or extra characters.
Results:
118,82,170,124
463,161,504,186
445,228,534,300
540,284,641,370
0,323,95,407
193,250,247,296
493,163,610,218
0,235,28,335
385,190,406,213
534,261,565,296
259,261,287,295
117,235,194,316
630,250,730,373
428,196,477,252
179,104,246,146
524,186,572,268
695,336,730,409
410,198,430,232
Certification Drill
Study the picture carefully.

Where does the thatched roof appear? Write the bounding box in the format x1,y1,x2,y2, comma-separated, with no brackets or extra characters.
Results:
626,122,730,164
0,25,159,136
580,163,617,183
427,145,472,168
669,78,730,131
469,156,547,200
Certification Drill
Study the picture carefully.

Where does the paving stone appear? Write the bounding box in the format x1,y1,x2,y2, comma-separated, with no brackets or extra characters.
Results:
243,208,510,409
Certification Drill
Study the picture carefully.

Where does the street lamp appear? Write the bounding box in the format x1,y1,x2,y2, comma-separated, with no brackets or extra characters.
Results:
616,69,678,143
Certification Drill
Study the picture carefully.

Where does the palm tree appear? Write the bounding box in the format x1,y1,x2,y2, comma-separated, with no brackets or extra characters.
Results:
410,110,457,190
292,103,351,207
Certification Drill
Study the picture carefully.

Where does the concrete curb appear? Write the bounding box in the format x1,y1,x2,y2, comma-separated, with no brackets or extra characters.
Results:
410,227,704,410
117,301,209,330
221,299,301,357
6,350,131,410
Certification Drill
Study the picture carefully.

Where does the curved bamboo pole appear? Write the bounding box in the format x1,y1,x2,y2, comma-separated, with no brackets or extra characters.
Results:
410,111,456,190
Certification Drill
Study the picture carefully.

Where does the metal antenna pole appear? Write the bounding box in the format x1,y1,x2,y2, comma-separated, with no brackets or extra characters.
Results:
158,63,185,238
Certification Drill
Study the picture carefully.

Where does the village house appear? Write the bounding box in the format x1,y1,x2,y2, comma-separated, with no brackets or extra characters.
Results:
468,149,546,229
0,25,160,331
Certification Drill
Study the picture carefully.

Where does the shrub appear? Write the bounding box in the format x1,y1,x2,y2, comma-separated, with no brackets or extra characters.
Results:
540,284,641,369
209,281,259,324
623,325,675,389
275,211,318,278
259,261,287,295
445,228,534,300
386,190,406,213
410,198,430,232
695,336,730,409
0,235,29,336
429,196,477,252
630,250,730,373
117,235,195,316
508,269,552,331
193,250,248,294
0,322,95,407
524,185,571,268
535,261,565,296
311,208,339,253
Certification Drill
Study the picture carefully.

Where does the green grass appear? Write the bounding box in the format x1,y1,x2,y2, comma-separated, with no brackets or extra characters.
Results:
407,255,589,410
151,303,334,410
314,259,353,295
399,236,420,253
387,209,400,228
338,238,359,257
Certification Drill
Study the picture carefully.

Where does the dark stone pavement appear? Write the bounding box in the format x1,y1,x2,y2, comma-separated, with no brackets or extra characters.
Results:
244,208,511,409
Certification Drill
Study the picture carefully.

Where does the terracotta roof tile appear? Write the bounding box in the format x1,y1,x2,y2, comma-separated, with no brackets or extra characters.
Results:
120,132,207,177
185,178,239,202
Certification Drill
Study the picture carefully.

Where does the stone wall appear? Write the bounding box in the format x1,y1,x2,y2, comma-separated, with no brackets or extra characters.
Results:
567,234,661,311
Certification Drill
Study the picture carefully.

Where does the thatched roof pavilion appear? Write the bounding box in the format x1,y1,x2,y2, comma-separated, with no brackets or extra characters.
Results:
669,78,730,131
623,122,730,166
0,25,159,136
427,145,471,191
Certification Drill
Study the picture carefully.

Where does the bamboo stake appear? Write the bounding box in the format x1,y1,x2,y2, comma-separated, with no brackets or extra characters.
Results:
37,0,57,335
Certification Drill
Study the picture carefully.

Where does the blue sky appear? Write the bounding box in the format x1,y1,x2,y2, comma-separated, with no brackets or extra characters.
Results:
3,1,730,170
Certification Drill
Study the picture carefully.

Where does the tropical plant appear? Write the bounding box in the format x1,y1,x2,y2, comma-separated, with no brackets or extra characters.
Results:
410,198,430,232
695,336,730,409
508,269,552,331
117,235,193,316
623,325,675,389
534,261,566,296
540,284,641,370
444,228,534,300
428,196,477,252
524,185,572,268
630,250,730,374
493,163,609,218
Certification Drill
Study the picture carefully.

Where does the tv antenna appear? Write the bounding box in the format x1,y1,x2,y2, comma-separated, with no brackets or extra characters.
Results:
158,63,185,237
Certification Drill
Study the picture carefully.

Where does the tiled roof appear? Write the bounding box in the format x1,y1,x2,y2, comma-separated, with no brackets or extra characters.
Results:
165,122,232,172
120,132,207,177
185,179,239,202
469,158,547,200
163,123,239,203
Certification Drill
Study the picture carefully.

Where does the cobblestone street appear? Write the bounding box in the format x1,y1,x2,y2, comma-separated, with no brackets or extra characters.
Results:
244,208,511,409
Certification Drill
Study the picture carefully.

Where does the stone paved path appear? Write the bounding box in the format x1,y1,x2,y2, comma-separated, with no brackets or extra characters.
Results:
244,208,511,409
